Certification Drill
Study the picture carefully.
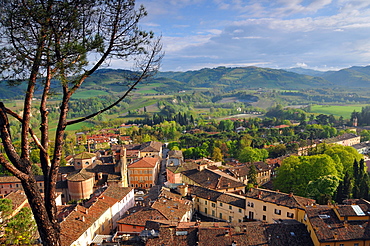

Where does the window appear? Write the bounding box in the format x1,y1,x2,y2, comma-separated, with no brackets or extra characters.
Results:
205,208,208,214
263,215,266,221
339,244,344,246
212,210,215,216
219,213,223,219
251,203,254,208
229,216,232,222
229,205,232,210
220,202,223,207
205,201,208,205
263,206,266,211
274,209,281,215
287,212,294,218
212,203,216,208
354,244,359,246
239,208,242,213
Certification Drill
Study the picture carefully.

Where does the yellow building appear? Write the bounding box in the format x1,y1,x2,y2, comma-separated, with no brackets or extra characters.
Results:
180,185,246,223
304,200,370,246
242,187,315,223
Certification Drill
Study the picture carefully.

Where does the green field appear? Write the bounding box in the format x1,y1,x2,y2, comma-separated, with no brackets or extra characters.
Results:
71,90,110,99
310,105,368,119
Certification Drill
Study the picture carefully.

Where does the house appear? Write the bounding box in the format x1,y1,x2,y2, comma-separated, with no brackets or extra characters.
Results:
59,185,134,246
0,175,45,198
151,188,193,222
241,187,315,223
181,167,246,193
117,207,167,233
166,150,183,167
224,162,273,186
139,141,163,158
181,185,246,223
303,200,370,246
352,141,370,154
145,221,313,246
127,157,160,188
166,161,198,184
324,133,361,146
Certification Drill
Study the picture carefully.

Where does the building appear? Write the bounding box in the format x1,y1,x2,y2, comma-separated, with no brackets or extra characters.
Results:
166,161,198,184
151,188,193,222
242,187,315,223
139,141,163,158
181,185,246,223
0,175,45,198
352,141,370,154
73,152,97,170
117,208,167,233
324,133,361,147
225,162,273,186
166,150,183,167
181,167,246,193
145,221,313,246
59,185,134,246
127,157,160,188
304,200,370,246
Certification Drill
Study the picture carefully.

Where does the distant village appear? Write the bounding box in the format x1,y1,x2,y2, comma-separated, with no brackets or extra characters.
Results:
2,125,370,246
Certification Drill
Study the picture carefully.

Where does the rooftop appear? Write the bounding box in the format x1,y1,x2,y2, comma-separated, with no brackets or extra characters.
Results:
243,187,315,209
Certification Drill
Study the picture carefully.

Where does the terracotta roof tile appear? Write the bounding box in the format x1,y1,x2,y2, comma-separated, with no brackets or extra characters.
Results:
243,188,315,208
118,208,167,226
182,168,245,191
306,205,370,243
189,185,245,209
128,157,159,168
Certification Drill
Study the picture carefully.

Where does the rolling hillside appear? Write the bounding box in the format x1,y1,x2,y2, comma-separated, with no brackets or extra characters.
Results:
4,65,370,100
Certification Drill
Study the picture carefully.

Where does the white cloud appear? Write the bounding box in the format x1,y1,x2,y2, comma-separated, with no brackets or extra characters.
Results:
295,62,308,68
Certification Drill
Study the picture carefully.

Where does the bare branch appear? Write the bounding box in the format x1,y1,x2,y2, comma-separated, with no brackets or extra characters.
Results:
67,37,163,126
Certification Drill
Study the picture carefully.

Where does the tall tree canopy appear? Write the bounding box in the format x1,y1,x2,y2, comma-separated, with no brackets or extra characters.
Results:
0,0,162,245
274,154,338,196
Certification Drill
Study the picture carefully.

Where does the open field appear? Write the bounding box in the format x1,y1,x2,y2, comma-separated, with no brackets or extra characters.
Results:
309,104,367,119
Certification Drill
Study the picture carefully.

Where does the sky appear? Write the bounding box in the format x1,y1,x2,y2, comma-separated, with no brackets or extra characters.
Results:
129,0,370,72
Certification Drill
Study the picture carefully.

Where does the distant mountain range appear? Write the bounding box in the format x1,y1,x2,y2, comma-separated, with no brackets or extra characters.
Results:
2,65,370,99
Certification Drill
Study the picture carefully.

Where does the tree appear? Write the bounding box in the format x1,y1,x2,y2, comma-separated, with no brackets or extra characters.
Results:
306,175,339,204
4,207,38,245
0,1,163,245
211,147,223,162
247,164,258,188
274,154,338,196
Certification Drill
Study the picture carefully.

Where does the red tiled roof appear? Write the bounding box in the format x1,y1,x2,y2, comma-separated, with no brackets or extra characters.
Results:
128,157,159,168
244,187,315,208
306,205,370,243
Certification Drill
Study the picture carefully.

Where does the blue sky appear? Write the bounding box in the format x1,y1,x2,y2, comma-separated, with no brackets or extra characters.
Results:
129,0,370,72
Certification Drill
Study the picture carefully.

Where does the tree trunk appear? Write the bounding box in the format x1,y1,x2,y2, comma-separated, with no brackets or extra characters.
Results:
21,176,61,246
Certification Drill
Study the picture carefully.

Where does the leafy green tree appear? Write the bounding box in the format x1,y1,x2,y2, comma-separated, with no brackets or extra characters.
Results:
0,198,12,219
211,147,223,162
0,0,162,244
247,164,258,188
306,175,339,204
5,207,37,245
268,144,287,158
274,154,338,196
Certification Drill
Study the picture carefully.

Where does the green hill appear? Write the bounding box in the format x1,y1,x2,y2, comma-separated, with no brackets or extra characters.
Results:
322,66,370,87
